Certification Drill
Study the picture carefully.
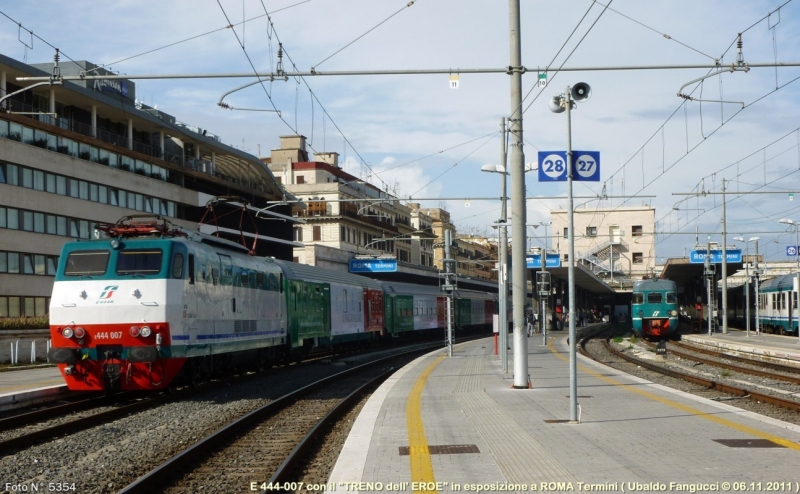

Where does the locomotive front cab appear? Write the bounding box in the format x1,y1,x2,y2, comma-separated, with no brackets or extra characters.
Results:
48,237,186,391
632,280,679,339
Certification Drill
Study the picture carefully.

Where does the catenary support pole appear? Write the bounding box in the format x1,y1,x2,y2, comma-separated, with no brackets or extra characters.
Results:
508,0,529,389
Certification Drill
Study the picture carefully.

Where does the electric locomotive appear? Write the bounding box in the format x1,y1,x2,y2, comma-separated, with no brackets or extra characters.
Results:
47,217,289,391
631,278,680,339
757,273,799,335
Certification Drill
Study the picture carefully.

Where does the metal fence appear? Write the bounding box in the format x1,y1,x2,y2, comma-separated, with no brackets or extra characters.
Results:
2,339,51,365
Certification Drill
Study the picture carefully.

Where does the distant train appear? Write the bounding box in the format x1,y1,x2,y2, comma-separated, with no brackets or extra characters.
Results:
47,216,496,392
757,273,799,335
631,278,680,339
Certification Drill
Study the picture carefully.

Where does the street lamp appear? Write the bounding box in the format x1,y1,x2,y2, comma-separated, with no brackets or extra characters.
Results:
733,236,760,337
778,218,799,340
550,82,592,424
482,157,510,374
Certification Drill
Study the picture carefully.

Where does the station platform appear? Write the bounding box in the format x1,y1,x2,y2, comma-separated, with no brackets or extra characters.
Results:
683,329,800,366
329,331,800,491
0,366,67,411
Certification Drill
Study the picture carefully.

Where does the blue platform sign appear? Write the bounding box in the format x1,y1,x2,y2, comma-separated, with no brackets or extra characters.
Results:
689,249,742,264
538,151,600,182
788,245,799,256
526,254,561,268
349,258,397,273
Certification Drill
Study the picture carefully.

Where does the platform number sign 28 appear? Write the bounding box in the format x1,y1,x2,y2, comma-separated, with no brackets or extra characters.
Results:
537,151,600,182
541,153,566,180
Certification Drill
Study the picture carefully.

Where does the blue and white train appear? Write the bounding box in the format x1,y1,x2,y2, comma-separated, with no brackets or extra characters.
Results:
757,273,799,335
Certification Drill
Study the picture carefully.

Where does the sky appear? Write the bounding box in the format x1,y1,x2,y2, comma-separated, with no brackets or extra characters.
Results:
3,0,800,266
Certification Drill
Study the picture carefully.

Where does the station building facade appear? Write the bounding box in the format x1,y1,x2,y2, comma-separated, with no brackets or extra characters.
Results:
0,54,295,318
551,205,656,288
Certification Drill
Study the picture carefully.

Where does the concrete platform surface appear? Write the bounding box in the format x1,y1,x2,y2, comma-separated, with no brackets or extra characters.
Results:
329,333,800,493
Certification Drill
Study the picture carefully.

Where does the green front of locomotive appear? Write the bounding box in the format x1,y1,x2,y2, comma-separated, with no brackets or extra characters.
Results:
631,279,680,339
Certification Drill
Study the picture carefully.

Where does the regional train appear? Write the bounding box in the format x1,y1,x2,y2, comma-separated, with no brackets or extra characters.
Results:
630,278,681,339
47,216,497,391
756,273,799,335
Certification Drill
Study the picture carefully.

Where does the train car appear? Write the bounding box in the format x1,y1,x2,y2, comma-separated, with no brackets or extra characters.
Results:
272,259,384,351
631,278,680,339
453,289,495,329
757,273,799,335
47,215,497,392
381,282,443,337
47,218,288,391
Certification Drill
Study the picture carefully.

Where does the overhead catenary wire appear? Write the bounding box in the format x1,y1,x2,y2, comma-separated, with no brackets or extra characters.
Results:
312,1,417,71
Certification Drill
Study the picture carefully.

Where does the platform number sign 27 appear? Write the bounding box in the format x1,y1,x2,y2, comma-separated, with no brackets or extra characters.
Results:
537,151,600,182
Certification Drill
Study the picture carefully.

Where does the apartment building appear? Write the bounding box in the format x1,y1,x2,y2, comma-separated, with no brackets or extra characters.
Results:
267,136,437,270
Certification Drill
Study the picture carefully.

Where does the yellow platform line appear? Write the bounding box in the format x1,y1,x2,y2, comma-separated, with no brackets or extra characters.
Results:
406,353,445,494
548,337,800,451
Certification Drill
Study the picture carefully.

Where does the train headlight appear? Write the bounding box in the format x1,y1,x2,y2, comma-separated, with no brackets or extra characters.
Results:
140,326,152,337
73,327,85,338
638,310,644,317
110,238,121,249
129,326,141,337
670,310,678,317
63,328,74,338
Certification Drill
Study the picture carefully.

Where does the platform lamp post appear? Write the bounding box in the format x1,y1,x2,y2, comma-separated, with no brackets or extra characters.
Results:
549,82,592,424
734,236,759,337
482,152,509,373
482,147,536,374
779,219,799,341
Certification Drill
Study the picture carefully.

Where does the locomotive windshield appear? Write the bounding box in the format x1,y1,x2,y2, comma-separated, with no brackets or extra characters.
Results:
647,293,663,303
117,249,163,275
666,292,677,304
64,250,110,276
632,293,644,304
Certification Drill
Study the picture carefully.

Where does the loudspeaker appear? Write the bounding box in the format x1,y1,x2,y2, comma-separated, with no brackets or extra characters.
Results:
571,82,591,102
548,95,565,113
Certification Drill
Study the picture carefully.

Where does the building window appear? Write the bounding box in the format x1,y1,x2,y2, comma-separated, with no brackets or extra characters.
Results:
632,225,643,237
313,226,321,241
563,227,569,239
296,175,305,184
294,227,303,242
586,226,597,237
633,252,643,264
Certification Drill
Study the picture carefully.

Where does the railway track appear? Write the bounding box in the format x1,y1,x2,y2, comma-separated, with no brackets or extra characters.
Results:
118,345,434,493
644,340,800,385
579,329,800,418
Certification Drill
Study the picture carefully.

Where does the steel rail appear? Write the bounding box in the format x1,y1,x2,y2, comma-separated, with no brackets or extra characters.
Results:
0,395,121,431
670,340,800,376
264,365,397,491
0,396,159,452
643,341,800,385
117,343,443,494
595,337,800,413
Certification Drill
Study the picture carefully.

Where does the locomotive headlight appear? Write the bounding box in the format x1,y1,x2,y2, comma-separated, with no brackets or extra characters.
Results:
62,327,74,338
638,310,644,317
110,238,121,249
129,326,141,337
140,326,152,337
73,327,86,338
670,310,678,317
